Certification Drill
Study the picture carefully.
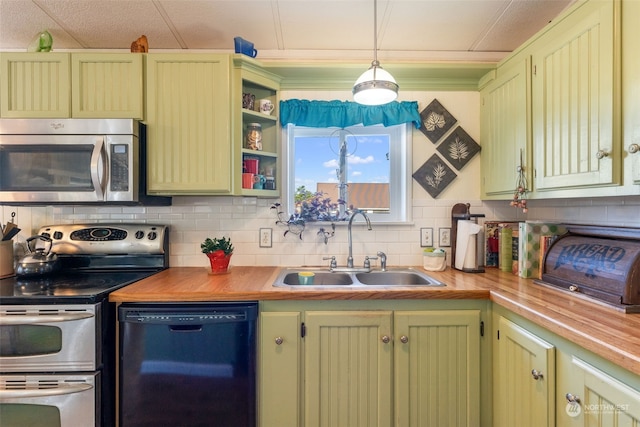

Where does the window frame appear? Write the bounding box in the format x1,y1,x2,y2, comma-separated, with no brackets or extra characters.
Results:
281,122,412,224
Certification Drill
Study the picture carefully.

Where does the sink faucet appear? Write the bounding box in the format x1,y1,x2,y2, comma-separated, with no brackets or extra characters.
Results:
347,210,372,268
377,251,387,271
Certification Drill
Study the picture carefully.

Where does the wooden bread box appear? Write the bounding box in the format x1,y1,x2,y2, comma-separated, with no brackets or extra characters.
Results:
538,225,640,313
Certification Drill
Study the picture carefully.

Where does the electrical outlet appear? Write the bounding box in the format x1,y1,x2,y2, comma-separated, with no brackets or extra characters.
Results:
420,228,433,247
259,228,272,248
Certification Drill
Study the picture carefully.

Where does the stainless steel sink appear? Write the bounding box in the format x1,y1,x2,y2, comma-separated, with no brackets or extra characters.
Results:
355,271,442,286
272,268,445,288
280,271,353,286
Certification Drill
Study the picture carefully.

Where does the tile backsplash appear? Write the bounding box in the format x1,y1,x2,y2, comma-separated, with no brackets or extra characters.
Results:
3,195,639,269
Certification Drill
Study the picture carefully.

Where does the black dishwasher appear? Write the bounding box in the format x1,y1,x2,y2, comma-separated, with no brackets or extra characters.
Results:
118,302,258,427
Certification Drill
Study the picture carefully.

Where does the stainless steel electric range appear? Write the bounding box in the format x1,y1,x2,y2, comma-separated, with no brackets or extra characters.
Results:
0,223,169,427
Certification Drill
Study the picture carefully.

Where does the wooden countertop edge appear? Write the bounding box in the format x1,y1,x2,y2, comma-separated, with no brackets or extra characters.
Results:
489,291,640,375
109,266,640,377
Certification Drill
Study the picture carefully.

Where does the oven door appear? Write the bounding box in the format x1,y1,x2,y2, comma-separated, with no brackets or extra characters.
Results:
0,373,98,427
0,135,107,203
0,304,99,372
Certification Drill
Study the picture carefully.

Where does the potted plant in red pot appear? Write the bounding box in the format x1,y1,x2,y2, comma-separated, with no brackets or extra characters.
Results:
201,236,234,274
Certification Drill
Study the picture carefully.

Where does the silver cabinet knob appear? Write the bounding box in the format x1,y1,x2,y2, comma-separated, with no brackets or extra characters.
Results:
596,150,610,159
400,335,409,344
566,393,581,404
275,337,284,345
381,335,390,344
531,369,543,380
629,143,640,154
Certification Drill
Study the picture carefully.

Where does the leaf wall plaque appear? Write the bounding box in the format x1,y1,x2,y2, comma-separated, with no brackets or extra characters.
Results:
412,154,457,198
436,126,481,170
418,99,457,144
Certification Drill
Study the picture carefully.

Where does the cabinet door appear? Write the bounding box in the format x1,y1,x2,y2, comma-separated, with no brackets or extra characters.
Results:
71,53,143,119
0,52,70,118
557,356,640,427
146,54,232,194
622,0,640,186
304,311,393,427
259,312,301,427
532,0,619,191
394,310,481,427
480,59,530,199
494,316,555,427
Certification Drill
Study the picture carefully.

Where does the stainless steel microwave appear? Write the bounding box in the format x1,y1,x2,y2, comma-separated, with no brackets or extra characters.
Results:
0,119,170,205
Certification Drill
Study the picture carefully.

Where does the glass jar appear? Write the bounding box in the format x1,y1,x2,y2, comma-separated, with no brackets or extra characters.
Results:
265,176,276,190
245,123,262,150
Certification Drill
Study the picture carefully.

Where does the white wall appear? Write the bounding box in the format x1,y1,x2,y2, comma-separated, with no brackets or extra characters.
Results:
3,89,640,269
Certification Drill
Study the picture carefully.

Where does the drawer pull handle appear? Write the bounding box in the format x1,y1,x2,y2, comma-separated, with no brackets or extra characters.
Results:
275,337,284,345
381,335,390,344
531,369,543,380
629,143,640,154
596,150,610,159
569,285,579,292
400,335,409,344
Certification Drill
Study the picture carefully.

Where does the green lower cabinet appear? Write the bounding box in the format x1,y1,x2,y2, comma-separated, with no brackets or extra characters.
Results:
494,307,640,427
305,311,394,427
259,312,301,427
494,316,556,427
394,311,481,427
259,303,482,427
557,354,640,427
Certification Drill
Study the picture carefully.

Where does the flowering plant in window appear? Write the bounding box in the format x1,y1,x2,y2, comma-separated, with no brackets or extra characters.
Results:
271,188,351,240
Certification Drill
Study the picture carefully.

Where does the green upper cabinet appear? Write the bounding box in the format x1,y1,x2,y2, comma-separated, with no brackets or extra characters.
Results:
622,0,640,187
145,54,232,195
232,55,281,196
480,58,530,199
0,52,70,118
531,0,620,192
0,52,143,119
71,53,143,119
494,315,556,427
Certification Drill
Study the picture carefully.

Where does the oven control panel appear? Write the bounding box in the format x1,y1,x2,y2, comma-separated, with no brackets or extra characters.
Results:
37,223,168,254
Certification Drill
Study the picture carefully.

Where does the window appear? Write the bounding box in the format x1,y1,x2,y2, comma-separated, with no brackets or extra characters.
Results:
283,123,411,223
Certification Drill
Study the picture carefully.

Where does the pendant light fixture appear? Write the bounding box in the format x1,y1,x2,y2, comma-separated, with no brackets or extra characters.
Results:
353,0,399,105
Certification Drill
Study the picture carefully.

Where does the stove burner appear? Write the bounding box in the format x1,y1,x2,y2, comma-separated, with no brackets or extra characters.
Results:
1,271,159,302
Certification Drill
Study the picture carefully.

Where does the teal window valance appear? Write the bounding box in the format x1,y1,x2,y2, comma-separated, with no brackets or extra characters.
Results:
279,99,422,129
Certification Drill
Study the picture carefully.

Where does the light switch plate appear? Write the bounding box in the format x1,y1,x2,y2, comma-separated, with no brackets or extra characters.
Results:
259,228,272,248
420,227,433,247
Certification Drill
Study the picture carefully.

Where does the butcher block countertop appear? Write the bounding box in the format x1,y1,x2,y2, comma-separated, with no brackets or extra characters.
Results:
110,266,640,377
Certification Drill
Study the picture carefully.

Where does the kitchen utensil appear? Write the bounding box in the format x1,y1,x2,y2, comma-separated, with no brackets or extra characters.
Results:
2,212,20,241
15,235,61,277
2,226,21,241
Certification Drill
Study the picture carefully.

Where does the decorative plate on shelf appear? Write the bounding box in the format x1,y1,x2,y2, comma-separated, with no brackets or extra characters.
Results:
412,153,457,198
418,99,457,144
436,126,481,171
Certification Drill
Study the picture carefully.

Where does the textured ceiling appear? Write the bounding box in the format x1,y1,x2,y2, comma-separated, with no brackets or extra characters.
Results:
0,0,575,62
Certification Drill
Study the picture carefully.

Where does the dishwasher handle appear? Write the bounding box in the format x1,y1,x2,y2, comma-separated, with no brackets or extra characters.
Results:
169,324,203,332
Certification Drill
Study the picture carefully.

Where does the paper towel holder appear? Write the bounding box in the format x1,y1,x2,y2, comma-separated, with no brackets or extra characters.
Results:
451,203,485,273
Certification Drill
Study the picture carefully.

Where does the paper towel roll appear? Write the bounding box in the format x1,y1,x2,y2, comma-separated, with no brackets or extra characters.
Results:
455,220,483,270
